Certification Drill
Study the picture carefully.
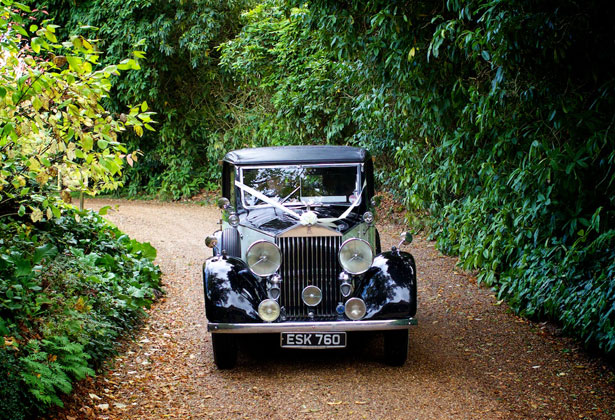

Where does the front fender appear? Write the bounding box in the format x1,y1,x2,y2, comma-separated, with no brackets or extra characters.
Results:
354,251,417,320
203,256,267,323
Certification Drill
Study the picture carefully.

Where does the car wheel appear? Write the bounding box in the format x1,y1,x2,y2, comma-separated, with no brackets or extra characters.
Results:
220,228,241,258
384,329,408,366
212,333,237,369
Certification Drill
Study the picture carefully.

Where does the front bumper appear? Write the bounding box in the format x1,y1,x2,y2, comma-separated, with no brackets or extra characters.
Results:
208,318,417,334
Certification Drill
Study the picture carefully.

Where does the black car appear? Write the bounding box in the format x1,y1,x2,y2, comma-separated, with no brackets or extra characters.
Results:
203,146,417,368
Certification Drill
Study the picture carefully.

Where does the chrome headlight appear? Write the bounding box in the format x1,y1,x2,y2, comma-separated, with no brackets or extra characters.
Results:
339,238,373,275
246,240,281,277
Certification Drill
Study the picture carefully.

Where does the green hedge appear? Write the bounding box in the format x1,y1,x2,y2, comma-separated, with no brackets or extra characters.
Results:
216,0,615,354
0,209,162,420
34,0,615,355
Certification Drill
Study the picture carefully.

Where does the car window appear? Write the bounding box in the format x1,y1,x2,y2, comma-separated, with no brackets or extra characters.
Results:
240,165,360,208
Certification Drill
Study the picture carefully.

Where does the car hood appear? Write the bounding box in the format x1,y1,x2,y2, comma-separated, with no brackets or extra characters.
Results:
239,207,362,236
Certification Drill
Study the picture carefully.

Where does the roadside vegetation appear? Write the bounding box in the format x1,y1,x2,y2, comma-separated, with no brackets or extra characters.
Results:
1,3,161,419
43,0,613,356
2,0,614,416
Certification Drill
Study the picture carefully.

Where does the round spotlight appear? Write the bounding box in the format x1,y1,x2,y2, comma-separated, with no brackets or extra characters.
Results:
363,211,374,224
228,212,239,227
345,297,366,320
258,299,280,322
339,238,374,275
246,240,282,277
302,285,322,306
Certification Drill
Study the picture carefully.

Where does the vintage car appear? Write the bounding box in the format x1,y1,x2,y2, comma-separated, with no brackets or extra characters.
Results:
203,146,417,368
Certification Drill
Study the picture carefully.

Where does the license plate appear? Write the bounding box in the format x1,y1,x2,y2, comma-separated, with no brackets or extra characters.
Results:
281,332,346,349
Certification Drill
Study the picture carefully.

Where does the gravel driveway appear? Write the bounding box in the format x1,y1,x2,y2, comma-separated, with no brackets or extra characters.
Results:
45,199,615,420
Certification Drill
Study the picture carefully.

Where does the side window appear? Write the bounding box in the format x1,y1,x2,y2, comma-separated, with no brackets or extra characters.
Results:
230,167,237,208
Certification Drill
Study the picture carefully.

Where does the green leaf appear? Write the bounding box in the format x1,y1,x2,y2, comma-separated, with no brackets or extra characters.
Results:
140,101,148,112
31,37,42,53
98,206,110,215
18,205,26,217
66,56,83,73
33,244,58,264
97,139,109,149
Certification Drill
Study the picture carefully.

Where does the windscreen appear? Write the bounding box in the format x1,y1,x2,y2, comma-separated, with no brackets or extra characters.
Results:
240,165,360,208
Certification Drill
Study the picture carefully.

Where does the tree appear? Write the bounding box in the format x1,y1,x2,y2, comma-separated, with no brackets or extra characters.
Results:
0,0,152,221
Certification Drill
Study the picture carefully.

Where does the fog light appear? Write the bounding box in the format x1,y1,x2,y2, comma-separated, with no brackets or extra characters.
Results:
258,299,280,322
345,297,366,320
302,285,322,306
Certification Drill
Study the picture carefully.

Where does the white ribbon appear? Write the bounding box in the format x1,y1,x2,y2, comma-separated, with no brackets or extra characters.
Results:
234,179,365,228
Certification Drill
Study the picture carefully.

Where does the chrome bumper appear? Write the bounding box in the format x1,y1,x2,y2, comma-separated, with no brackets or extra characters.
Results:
208,318,417,334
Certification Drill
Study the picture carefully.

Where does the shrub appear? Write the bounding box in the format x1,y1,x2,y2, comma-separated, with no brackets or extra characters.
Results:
0,207,162,418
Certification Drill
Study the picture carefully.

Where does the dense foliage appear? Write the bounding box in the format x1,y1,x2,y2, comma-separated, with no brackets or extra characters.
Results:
218,0,615,354
1,1,151,221
39,0,252,199
1,3,161,418
21,0,615,357
0,208,161,419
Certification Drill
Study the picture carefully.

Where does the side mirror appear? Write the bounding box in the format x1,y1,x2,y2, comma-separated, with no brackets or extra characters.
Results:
401,231,413,245
217,197,230,209
371,195,382,208
205,235,218,248
396,231,413,249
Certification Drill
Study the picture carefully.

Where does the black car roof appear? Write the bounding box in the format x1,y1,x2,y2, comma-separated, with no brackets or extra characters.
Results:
223,146,369,166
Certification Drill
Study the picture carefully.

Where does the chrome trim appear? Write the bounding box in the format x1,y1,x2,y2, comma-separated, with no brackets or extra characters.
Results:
277,235,342,319
208,318,417,334
278,223,341,238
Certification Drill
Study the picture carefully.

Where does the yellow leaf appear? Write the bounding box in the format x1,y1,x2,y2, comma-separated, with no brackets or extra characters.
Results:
134,125,143,137
30,208,43,223
408,47,416,60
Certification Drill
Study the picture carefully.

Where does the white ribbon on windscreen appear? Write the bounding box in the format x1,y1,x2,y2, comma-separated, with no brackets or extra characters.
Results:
234,180,365,228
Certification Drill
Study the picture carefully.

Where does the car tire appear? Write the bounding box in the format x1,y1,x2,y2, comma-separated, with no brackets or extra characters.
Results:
220,228,241,258
384,329,408,366
212,333,237,369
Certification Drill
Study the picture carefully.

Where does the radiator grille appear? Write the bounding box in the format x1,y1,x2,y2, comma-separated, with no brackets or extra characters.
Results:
276,236,342,320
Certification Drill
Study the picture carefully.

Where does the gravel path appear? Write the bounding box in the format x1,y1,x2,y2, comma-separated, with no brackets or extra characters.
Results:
45,199,615,420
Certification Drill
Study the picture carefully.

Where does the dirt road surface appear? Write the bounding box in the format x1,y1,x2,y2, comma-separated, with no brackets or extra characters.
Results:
45,199,615,420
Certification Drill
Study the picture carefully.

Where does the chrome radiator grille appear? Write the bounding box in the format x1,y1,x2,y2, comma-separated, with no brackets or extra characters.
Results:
276,236,342,320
